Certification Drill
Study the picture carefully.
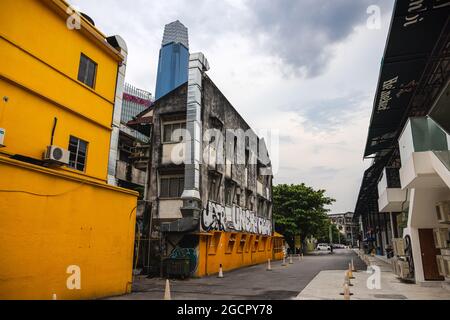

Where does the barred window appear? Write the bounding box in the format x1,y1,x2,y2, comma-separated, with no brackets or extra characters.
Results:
68,136,88,172
162,122,186,143
160,176,184,198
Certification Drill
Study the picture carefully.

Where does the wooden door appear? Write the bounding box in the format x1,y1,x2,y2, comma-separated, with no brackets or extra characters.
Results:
418,229,444,281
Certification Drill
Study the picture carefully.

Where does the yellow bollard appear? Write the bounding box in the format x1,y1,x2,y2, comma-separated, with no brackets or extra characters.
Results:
344,271,353,287
348,263,354,279
343,283,351,300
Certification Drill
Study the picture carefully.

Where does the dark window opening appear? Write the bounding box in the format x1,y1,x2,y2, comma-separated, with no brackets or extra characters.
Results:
77,53,97,88
160,176,184,198
68,136,88,172
225,180,235,206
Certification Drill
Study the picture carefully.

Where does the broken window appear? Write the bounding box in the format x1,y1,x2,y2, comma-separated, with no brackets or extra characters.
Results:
208,174,221,202
224,180,235,206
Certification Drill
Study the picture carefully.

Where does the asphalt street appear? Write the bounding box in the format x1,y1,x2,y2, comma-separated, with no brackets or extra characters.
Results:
110,249,366,300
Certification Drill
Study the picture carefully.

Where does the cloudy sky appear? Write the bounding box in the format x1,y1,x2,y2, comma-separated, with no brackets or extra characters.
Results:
72,0,394,213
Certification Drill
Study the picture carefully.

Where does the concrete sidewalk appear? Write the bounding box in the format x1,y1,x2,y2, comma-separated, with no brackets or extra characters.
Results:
296,251,450,300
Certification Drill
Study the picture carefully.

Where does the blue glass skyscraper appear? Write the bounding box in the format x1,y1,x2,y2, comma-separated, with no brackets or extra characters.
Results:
155,20,189,100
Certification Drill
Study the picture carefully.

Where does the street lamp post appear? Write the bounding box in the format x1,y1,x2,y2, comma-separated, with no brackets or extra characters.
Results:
329,224,333,244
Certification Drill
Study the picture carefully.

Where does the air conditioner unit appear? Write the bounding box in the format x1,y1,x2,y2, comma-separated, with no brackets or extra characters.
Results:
393,238,406,256
43,145,70,165
436,255,447,277
0,128,5,146
397,260,410,279
433,228,450,249
444,256,450,278
436,201,450,224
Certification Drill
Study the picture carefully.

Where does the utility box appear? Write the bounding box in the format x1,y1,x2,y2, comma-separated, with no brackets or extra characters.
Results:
0,128,5,146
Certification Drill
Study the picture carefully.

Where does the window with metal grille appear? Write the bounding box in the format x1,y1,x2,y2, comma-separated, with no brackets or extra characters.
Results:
160,175,184,198
162,122,186,143
77,53,97,88
68,136,88,172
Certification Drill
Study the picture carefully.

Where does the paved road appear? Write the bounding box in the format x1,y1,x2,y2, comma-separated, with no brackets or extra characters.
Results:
110,249,366,300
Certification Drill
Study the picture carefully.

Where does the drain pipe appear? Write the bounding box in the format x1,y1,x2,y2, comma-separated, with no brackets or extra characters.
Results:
106,35,128,185
181,53,209,215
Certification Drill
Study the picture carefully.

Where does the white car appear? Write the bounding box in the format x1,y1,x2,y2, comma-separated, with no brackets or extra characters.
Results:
316,243,331,251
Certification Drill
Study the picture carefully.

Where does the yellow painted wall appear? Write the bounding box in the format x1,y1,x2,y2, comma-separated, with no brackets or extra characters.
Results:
196,232,285,277
0,79,111,182
0,0,139,300
0,0,121,182
0,157,137,300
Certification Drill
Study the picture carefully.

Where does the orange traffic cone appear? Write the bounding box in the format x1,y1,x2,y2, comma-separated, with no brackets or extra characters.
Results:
164,279,171,300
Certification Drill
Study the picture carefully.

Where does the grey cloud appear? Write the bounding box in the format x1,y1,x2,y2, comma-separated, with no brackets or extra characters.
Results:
286,91,370,131
246,0,392,77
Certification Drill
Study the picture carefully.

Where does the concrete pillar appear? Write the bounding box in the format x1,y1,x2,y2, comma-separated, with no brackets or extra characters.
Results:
106,35,128,186
181,53,209,214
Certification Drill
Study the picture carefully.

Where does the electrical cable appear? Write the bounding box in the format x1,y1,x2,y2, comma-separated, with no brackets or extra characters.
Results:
0,181,86,197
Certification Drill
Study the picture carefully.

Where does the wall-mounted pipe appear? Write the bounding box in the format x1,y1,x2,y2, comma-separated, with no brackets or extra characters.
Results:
181,52,209,201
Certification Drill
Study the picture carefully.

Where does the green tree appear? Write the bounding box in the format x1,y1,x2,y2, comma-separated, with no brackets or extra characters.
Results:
272,184,335,249
316,218,341,243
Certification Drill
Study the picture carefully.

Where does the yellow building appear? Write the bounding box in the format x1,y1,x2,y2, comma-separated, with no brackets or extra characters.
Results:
0,0,138,299
196,232,285,277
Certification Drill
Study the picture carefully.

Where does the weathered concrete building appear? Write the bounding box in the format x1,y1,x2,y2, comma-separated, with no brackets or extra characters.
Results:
144,53,283,277
115,83,153,195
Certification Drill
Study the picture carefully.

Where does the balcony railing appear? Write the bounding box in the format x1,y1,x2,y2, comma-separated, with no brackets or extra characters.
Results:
116,160,146,186
399,116,449,166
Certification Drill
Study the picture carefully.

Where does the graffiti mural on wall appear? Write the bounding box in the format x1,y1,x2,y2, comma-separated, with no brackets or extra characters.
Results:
201,201,272,236
201,201,226,231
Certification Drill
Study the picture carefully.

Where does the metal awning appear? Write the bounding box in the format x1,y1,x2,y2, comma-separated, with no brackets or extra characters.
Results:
354,152,391,218
364,0,450,157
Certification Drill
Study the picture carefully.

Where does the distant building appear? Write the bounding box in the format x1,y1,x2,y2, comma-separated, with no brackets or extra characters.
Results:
115,83,153,195
154,20,189,100
329,212,358,246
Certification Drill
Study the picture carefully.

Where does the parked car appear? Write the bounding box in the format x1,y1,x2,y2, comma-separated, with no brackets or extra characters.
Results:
316,243,331,251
